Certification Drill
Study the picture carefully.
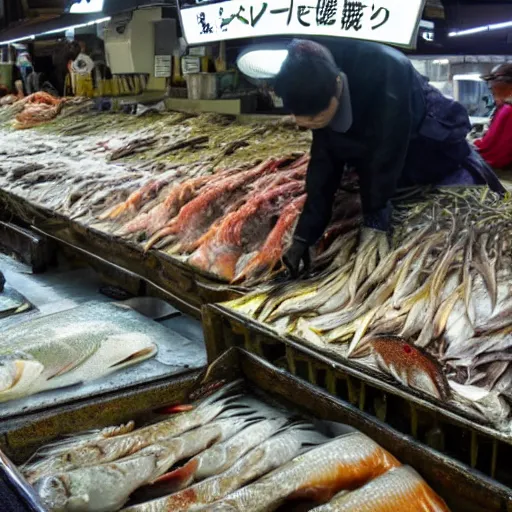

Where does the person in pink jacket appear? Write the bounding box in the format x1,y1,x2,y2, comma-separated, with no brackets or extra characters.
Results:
474,63,512,169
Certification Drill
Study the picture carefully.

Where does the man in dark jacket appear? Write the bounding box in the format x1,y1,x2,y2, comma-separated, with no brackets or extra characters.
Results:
274,39,504,277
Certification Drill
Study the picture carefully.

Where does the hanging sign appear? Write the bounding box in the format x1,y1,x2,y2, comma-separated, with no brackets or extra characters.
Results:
68,0,104,13
177,0,426,48
155,55,172,77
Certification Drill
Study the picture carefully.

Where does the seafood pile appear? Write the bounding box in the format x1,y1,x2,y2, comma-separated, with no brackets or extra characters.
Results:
226,188,512,431
0,110,355,285
0,112,309,236
96,153,358,284
21,380,449,512
0,92,91,130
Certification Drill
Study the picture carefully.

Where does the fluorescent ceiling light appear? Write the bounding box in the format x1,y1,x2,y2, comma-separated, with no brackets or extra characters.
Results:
237,48,289,80
70,0,104,14
0,16,110,45
449,19,512,37
433,59,449,64
488,21,512,31
453,73,483,81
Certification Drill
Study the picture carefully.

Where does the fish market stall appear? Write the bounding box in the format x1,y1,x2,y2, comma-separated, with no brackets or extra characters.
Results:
2,78,512,507
0,1,512,506
0,348,510,512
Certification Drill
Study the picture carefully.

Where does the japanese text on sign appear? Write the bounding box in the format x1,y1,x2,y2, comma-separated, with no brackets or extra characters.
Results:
179,0,426,48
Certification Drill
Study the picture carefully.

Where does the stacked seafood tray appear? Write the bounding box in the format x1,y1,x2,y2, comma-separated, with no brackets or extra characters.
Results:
2,349,511,512
208,187,512,485
1,103,512,505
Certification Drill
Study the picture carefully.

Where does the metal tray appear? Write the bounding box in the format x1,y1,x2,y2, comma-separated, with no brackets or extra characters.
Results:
0,300,206,423
202,303,512,488
0,348,510,512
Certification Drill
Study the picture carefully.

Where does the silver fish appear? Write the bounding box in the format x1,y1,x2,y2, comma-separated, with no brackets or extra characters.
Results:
123,424,326,512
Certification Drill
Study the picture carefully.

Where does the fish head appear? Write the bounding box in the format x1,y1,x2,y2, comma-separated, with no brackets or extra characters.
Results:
34,474,89,512
0,353,44,399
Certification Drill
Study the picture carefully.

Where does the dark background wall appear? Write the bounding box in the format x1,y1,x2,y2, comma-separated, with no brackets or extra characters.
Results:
1,0,512,54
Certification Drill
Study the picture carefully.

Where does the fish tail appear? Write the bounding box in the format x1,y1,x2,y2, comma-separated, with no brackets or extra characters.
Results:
218,398,287,422
155,404,195,414
286,424,328,453
195,379,244,408
144,226,176,252
152,458,198,491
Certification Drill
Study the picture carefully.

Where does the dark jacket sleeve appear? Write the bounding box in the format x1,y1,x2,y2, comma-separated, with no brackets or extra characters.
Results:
293,130,344,246
359,64,415,231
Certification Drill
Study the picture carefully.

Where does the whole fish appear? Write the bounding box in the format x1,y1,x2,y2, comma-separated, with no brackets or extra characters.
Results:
23,381,245,483
350,335,450,401
268,263,353,322
41,333,157,392
34,416,257,512
35,454,159,512
118,174,211,236
195,432,399,512
310,466,450,512
189,181,303,281
0,331,156,403
223,291,272,319
123,424,326,512
232,194,307,284
99,170,175,220
347,232,384,301
150,417,289,492
352,223,432,306
144,158,281,252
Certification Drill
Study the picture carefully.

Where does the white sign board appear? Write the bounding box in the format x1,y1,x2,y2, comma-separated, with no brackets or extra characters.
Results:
155,55,172,77
179,0,426,48
69,0,104,13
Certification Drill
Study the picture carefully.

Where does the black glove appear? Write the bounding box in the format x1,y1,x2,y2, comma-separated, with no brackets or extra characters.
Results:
363,202,392,233
0,271,5,293
283,238,310,279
